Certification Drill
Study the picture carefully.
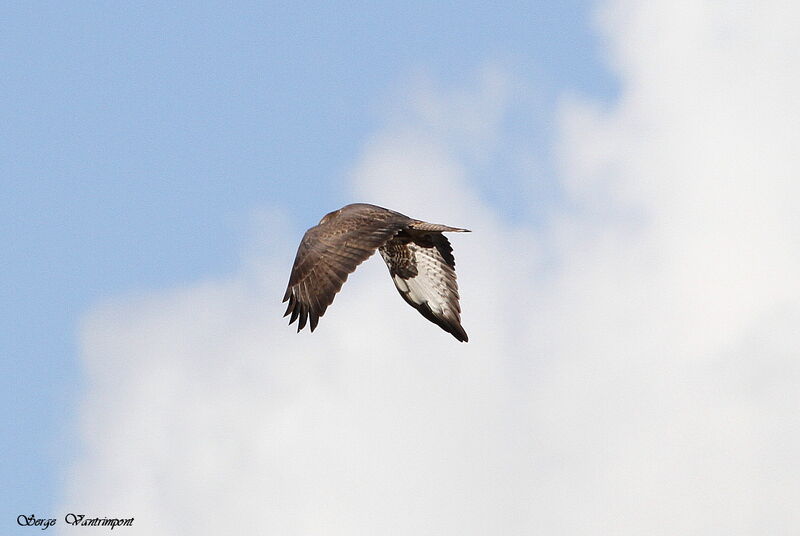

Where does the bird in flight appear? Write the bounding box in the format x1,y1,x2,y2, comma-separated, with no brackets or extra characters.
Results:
283,203,470,342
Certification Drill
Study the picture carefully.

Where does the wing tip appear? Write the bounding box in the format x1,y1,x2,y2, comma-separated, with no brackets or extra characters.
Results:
409,222,471,233
453,327,469,342
445,319,469,342
284,288,323,334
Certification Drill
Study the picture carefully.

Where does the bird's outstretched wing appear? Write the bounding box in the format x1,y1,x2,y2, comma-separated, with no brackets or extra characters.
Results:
379,231,469,342
283,205,411,332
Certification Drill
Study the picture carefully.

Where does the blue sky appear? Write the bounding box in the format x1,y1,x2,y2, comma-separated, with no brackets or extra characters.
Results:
2,0,610,520
6,1,800,534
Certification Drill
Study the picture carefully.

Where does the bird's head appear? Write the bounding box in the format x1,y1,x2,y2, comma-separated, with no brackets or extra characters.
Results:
318,209,340,225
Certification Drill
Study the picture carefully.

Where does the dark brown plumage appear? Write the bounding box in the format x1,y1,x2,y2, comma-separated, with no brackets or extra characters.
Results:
283,203,470,341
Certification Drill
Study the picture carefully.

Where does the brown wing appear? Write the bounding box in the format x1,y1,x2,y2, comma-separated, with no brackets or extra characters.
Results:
379,231,469,342
283,204,412,332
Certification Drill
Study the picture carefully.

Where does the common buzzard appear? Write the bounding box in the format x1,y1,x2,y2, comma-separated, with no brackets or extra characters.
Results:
283,203,470,342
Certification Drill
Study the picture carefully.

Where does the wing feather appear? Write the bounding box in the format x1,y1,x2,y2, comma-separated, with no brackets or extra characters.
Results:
283,205,411,332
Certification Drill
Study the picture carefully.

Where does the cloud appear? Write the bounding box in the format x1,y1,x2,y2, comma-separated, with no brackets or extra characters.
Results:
63,1,800,534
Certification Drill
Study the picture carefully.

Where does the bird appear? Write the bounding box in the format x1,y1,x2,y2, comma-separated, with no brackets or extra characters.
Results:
283,203,470,342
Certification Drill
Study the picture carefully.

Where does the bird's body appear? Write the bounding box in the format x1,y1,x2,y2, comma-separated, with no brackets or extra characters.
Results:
283,203,469,341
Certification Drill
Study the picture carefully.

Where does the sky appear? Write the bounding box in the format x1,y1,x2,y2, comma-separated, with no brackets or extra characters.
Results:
3,1,799,534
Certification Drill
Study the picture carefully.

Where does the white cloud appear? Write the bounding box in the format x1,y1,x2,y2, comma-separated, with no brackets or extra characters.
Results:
62,1,800,534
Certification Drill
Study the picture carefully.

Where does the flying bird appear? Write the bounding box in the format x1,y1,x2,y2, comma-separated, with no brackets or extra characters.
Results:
283,203,470,342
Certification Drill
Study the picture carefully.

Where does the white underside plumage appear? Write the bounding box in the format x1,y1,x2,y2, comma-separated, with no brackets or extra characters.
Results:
393,273,446,314
383,245,454,317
